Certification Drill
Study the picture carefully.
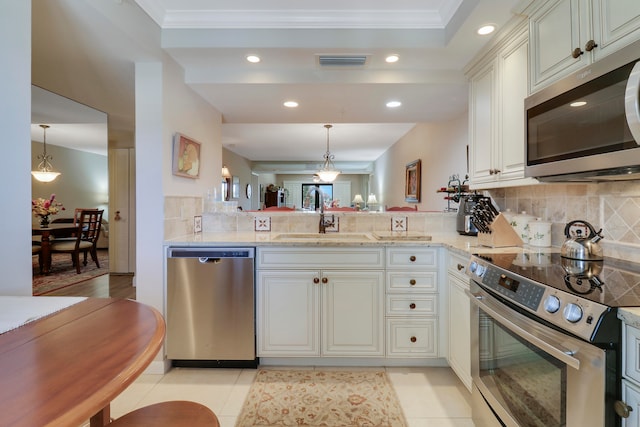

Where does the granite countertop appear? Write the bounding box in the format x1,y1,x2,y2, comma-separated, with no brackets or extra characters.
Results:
164,231,559,257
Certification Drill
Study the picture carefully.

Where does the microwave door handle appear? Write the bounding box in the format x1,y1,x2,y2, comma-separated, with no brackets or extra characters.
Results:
467,289,581,370
625,60,640,144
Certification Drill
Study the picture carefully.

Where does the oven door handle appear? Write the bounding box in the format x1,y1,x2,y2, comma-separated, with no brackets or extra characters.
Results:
467,290,581,370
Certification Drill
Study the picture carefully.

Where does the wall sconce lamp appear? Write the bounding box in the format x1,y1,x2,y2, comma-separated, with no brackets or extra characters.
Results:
352,194,364,210
221,165,231,200
31,124,61,183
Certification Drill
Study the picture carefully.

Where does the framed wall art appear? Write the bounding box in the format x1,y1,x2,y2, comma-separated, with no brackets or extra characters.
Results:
405,159,421,202
172,133,201,179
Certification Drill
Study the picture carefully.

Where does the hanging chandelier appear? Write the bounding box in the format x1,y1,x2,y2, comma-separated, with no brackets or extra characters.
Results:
316,124,340,183
31,124,61,183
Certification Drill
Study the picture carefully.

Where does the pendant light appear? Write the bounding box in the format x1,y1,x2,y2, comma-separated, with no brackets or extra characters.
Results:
31,124,61,183
316,124,340,183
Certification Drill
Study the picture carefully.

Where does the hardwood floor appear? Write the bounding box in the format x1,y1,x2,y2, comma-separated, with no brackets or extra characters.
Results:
44,273,136,299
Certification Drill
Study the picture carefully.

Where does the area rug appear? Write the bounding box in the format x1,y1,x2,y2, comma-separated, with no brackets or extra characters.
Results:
235,370,408,427
32,249,109,296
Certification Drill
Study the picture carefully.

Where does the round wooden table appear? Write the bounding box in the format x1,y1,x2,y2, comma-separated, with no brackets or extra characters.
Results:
0,297,165,427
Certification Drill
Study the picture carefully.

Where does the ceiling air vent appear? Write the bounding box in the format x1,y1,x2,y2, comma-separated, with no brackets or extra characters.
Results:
318,55,368,67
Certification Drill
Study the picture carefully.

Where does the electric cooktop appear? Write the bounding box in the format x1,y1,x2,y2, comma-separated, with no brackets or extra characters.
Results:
473,252,640,308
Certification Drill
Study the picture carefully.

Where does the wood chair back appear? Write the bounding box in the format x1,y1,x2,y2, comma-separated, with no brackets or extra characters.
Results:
50,209,104,274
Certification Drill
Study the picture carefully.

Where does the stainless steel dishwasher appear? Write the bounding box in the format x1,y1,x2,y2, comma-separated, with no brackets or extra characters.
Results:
166,247,257,368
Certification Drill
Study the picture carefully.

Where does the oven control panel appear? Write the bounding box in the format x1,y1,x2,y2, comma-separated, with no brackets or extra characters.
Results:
469,259,545,310
468,256,611,342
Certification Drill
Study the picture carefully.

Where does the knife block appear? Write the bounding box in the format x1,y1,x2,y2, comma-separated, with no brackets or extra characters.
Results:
477,213,524,248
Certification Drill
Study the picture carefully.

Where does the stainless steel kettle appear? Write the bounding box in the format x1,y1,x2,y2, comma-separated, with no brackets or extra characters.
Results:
561,220,604,261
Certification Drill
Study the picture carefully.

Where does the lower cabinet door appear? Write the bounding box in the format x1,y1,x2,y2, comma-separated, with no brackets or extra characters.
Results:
257,270,321,356
386,319,437,357
322,270,385,356
448,274,472,391
622,379,640,427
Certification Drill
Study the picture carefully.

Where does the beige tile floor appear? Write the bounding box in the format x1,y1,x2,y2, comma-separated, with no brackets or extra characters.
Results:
108,366,474,427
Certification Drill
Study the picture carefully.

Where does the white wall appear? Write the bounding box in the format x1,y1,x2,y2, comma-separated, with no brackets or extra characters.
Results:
373,114,468,211
31,143,108,225
1,1,33,295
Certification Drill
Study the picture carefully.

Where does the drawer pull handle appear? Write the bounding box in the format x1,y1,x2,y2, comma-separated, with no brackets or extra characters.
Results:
409,255,416,262
313,277,320,284
409,279,416,286
409,303,416,309
410,336,417,343
457,263,464,271
321,277,328,284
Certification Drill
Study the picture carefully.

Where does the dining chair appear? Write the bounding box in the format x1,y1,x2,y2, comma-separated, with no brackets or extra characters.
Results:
385,205,418,211
49,209,104,274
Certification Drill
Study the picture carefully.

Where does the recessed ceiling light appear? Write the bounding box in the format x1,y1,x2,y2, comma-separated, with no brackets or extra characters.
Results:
570,101,587,107
386,101,402,108
283,101,299,108
385,54,399,63
246,55,261,63
477,25,496,36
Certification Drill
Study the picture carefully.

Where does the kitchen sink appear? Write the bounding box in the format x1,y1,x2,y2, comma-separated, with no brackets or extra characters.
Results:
372,231,432,241
271,232,375,241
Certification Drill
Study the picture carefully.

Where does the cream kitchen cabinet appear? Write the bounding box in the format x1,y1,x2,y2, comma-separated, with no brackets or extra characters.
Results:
447,251,471,391
621,322,640,425
529,0,640,92
256,247,384,358
385,247,440,358
468,22,537,189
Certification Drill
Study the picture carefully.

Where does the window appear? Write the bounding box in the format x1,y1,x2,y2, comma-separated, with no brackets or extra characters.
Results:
301,184,333,210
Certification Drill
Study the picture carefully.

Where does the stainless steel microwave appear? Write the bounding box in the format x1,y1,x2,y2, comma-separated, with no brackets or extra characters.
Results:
525,39,640,182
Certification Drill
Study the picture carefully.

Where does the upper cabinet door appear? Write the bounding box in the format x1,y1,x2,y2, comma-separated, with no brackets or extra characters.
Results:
529,0,640,93
591,0,640,61
468,60,496,185
529,0,587,92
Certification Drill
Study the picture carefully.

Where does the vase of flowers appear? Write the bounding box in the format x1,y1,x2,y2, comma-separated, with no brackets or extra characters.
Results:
32,194,65,228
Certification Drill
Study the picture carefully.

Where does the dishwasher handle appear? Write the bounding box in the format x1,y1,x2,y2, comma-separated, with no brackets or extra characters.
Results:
168,247,255,259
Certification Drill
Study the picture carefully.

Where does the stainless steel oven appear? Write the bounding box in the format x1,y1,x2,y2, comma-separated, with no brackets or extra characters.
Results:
466,253,640,427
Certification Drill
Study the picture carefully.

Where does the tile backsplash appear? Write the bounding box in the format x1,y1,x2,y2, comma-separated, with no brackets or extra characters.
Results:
488,181,640,263
165,180,640,264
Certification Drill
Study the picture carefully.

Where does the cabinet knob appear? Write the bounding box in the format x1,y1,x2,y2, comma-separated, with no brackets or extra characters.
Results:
572,47,584,58
615,400,633,418
114,211,121,221
409,279,416,286
585,39,598,52
410,336,417,343
409,255,416,262
313,277,320,284
457,263,465,271
409,303,416,309
321,277,328,284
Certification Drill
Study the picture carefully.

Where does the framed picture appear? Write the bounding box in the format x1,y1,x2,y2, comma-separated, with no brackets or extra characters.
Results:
172,133,201,178
405,159,421,202
232,176,240,199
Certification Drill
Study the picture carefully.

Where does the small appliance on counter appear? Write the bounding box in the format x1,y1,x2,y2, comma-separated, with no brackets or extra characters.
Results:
456,195,480,236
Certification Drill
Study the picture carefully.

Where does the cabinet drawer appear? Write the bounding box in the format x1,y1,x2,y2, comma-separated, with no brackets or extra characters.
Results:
624,324,640,385
386,247,438,269
447,251,469,280
386,319,437,357
386,295,437,316
257,247,384,269
386,271,438,292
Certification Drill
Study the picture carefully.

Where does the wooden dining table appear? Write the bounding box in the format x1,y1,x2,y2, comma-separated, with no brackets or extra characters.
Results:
32,223,80,274
0,297,165,427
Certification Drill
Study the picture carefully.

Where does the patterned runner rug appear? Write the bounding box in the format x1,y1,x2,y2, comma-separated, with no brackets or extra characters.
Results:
32,249,109,295
235,369,408,427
